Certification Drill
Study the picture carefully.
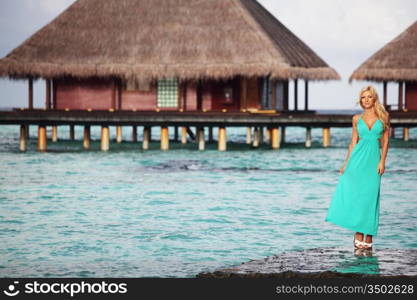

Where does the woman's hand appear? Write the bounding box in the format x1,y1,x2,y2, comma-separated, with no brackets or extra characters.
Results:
339,163,346,174
378,161,385,175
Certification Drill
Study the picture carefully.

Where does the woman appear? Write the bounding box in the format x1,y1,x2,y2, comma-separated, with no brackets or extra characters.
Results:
325,86,390,250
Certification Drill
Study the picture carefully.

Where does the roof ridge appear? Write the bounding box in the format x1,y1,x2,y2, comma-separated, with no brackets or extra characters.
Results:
232,0,290,67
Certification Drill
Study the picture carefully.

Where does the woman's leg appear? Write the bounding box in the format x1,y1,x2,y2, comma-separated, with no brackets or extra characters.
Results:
355,232,364,241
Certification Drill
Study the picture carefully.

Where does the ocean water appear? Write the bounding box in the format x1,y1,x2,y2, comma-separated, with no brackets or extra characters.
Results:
0,124,416,277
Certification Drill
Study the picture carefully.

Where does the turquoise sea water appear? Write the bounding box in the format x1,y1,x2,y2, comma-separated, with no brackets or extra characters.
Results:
0,124,416,277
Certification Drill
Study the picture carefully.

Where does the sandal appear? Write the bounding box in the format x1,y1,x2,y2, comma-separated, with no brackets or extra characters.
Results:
362,241,373,250
354,238,364,249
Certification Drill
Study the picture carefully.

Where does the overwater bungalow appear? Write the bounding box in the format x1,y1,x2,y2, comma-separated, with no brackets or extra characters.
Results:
1,0,342,151
350,21,417,111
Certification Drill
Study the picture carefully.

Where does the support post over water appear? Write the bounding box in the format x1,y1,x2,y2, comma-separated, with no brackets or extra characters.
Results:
403,127,409,141
174,126,178,142
132,126,137,142
252,127,260,148
246,127,251,144
271,127,280,149
305,80,309,111
323,127,331,147
83,126,90,150
143,126,150,150
161,126,169,150
305,127,312,148
116,126,122,143
281,126,286,144
218,126,226,151
38,125,47,152
19,124,27,152
70,125,75,140
28,78,33,109
198,127,205,151
52,126,58,142
181,126,187,144
208,126,214,143
100,126,109,151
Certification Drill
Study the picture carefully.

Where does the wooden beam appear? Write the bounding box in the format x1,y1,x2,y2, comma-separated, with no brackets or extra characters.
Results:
323,127,331,147
271,127,280,149
305,127,312,148
383,81,387,107
305,80,309,111
160,126,169,150
38,125,47,152
19,124,27,152
246,127,251,144
218,126,226,151
51,126,58,142
143,126,150,150
399,81,403,110
116,126,122,143
132,126,137,142
181,126,187,144
28,78,33,110
294,79,298,111
83,126,91,149
45,79,51,109
101,126,110,151
198,127,205,150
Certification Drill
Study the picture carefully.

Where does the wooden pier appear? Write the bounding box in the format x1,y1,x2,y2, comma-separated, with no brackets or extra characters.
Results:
1,110,416,152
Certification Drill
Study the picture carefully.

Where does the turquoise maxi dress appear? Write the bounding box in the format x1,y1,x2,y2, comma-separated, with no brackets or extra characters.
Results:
325,114,384,236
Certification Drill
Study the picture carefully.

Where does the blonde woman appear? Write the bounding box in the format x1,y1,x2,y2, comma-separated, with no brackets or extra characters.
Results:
325,86,390,250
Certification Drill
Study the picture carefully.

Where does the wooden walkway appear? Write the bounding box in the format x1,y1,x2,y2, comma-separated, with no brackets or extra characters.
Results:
1,110,417,127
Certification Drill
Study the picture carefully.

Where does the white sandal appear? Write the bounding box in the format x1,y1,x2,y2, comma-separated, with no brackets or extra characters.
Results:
362,241,373,250
354,239,364,249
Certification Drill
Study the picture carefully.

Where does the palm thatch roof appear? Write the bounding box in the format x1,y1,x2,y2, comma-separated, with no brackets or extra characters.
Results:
350,20,417,82
0,0,339,81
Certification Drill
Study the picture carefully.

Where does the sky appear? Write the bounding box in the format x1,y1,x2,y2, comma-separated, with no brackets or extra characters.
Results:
0,0,416,110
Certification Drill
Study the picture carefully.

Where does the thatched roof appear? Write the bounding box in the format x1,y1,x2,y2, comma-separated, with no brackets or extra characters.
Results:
0,0,339,81
350,20,417,82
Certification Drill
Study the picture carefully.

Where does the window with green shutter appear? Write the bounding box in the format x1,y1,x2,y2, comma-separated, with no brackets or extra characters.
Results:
157,78,178,107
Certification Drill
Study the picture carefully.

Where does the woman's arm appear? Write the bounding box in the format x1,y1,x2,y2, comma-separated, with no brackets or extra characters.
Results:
340,115,359,174
378,117,390,175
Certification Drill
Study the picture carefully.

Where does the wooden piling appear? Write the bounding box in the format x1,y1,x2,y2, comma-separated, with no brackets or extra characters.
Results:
116,126,122,143
19,124,27,152
52,126,58,142
143,126,150,150
83,126,91,150
70,125,75,140
266,127,272,144
208,126,214,143
323,127,331,147
198,127,205,150
132,126,137,142
252,127,260,148
161,126,169,150
281,126,286,144
246,127,252,144
259,126,264,144
305,127,312,148
181,126,187,144
174,126,178,142
271,127,280,149
218,126,226,151
403,127,409,141
38,125,47,152
100,126,109,151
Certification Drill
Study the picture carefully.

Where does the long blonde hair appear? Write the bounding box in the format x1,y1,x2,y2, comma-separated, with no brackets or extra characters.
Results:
357,86,390,130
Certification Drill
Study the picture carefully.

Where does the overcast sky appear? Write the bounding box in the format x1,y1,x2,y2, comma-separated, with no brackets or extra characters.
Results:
0,0,416,110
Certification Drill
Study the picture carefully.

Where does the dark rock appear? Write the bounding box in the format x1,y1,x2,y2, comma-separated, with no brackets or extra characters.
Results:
197,247,417,278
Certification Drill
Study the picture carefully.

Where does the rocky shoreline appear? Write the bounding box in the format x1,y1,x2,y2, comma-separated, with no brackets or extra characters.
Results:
197,247,417,278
